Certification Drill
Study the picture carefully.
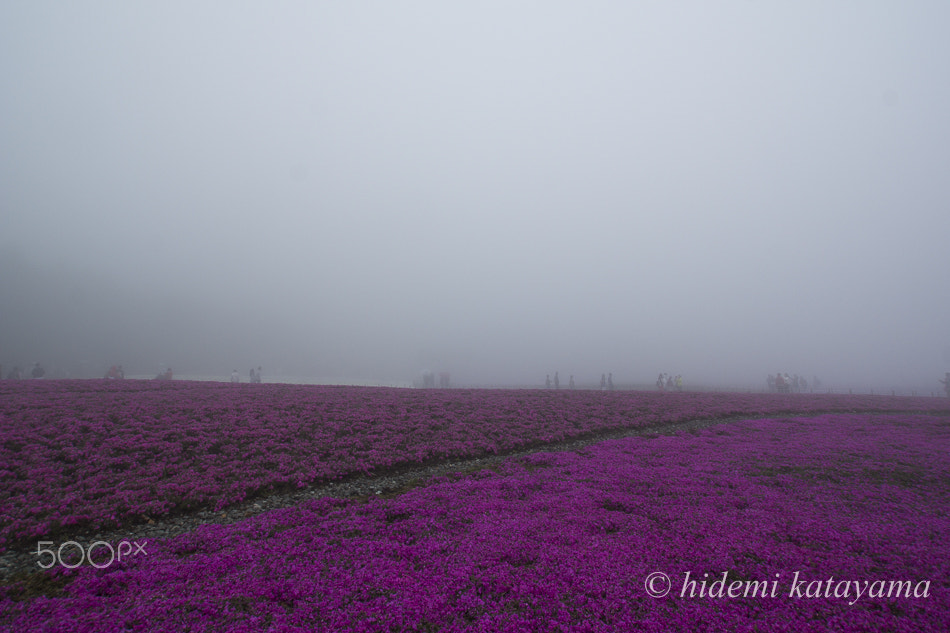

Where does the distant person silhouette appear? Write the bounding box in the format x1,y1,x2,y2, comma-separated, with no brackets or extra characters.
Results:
774,372,786,393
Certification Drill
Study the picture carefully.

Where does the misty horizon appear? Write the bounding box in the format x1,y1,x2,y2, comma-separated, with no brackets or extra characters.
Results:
2,3,948,392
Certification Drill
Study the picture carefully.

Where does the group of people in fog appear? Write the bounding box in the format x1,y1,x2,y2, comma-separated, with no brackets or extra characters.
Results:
231,367,263,384
656,373,683,392
767,373,810,393
1,362,46,379
105,365,124,379
419,371,451,388
544,372,579,390
2,361,948,397
542,372,687,392
544,372,614,390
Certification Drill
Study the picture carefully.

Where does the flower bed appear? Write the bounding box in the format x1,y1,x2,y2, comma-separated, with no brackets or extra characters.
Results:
1,379,947,550
3,413,947,631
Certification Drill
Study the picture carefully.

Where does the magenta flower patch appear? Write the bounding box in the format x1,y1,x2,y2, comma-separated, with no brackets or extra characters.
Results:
1,380,947,551
1,412,947,630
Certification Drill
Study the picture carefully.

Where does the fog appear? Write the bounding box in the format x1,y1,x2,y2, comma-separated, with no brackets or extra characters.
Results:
2,2,948,390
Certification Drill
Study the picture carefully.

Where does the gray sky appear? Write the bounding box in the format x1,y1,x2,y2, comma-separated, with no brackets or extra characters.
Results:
2,1,948,388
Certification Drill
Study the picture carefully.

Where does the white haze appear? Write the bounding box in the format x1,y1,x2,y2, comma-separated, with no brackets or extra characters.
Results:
1,1,948,390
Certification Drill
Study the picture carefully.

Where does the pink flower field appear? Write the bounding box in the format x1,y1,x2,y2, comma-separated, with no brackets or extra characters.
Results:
2,410,948,631
1,381,948,630
1,380,946,551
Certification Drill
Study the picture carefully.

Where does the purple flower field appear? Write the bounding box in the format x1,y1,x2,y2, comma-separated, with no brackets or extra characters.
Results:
2,412,948,631
1,380,947,553
2,380,947,552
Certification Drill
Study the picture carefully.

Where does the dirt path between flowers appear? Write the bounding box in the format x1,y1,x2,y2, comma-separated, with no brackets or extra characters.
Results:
3,409,947,594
